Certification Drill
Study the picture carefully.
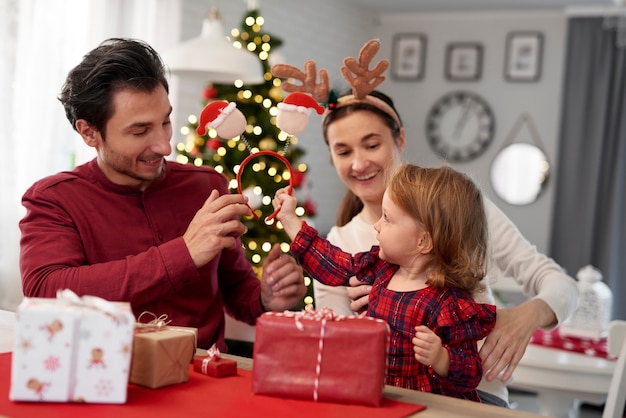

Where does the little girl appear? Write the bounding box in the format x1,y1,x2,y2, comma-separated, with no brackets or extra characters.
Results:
273,163,496,402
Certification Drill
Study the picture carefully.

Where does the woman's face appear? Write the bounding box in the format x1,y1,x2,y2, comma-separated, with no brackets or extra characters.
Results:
326,110,405,208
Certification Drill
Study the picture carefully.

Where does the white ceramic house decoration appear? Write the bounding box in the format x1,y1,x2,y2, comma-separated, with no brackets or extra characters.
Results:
559,265,613,341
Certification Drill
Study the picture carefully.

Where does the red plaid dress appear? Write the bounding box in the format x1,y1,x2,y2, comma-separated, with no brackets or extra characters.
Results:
291,223,496,402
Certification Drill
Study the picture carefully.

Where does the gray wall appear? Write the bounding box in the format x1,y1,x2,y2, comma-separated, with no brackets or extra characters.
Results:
175,2,567,255
374,11,566,253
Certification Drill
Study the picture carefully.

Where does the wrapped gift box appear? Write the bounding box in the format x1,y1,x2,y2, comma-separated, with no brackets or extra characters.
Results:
252,308,390,406
130,325,197,389
193,355,237,378
9,290,135,403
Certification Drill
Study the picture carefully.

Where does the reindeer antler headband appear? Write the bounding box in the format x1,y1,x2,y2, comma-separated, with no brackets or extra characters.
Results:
271,39,401,127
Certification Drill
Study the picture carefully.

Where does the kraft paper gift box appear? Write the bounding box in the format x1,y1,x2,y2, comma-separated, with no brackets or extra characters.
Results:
9,290,135,403
193,345,237,378
252,308,390,406
129,318,197,389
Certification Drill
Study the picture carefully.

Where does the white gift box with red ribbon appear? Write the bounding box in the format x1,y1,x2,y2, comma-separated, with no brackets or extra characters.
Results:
9,290,135,403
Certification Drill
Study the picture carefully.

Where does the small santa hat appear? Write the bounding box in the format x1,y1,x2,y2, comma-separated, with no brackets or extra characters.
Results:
277,92,325,115
197,100,238,136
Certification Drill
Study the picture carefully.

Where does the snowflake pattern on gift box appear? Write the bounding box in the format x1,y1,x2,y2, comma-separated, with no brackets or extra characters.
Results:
44,355,61,372
95,379,114,397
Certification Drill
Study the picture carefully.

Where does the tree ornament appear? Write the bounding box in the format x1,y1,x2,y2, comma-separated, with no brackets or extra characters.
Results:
202,85,218,101
207,138,222,151
291,170,305,188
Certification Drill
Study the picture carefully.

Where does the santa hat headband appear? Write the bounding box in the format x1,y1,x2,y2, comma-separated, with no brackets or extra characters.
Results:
270,39,402,128
277,92,325,115
197,101,238,136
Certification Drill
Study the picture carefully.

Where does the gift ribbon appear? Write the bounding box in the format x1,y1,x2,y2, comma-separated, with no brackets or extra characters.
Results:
135,311,172,333
55,289,131,324
134,311,198,353
268,306,388,402
201,344,222,374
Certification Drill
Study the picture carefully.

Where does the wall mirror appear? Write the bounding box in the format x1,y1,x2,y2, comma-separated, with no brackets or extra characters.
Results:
490,142,549,205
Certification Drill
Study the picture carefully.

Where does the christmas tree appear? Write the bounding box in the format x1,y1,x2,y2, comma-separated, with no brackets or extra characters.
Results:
175,6,316,310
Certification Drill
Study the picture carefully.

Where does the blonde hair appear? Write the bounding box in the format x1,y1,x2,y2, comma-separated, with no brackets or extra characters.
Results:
388,164,487,293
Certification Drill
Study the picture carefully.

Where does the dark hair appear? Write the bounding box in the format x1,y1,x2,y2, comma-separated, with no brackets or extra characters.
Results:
58,38,169,138
322,90,403,226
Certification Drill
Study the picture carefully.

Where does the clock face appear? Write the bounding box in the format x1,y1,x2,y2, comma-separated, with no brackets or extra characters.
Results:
425,91,495,162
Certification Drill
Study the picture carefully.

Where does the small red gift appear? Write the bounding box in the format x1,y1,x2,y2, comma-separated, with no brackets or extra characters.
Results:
252,307,390,406
193,345,237,378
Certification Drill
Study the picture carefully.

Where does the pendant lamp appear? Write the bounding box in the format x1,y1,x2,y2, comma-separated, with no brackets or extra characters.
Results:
161,7,265,84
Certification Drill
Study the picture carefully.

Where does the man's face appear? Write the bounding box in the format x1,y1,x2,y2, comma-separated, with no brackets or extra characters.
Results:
89,86,173,190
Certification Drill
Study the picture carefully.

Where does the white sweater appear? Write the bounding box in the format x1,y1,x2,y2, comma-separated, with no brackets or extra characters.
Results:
313,197,579,402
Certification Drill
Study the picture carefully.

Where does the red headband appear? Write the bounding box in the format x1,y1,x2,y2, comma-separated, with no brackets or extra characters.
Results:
236,151,294,223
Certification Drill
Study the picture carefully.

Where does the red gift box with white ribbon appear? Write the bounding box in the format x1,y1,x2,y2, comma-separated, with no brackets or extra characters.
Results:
252,307,390,406
193,345,237,378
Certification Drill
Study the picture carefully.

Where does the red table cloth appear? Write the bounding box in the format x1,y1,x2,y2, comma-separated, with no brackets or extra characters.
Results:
530,328,616,359
0,352,425,417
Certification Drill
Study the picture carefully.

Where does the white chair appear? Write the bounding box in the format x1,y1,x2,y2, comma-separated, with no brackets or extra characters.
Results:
602,320,626,418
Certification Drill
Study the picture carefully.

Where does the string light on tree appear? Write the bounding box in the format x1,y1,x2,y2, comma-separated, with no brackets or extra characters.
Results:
175,3,316,309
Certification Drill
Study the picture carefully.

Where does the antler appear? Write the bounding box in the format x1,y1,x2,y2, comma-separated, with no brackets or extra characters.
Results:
341,39,389,100
271,60,330,104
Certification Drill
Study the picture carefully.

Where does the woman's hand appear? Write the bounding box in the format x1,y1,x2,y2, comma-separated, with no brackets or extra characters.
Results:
347,276,371,313
479,299,556,382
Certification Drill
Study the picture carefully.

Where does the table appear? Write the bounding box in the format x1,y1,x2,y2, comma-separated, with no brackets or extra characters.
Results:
507,344,615,418
216,353,543,418
0,311,542,418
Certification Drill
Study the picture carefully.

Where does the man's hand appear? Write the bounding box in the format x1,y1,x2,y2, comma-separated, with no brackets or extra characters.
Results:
480,299,556,382
347,276,371,313
183,190,252,268
260,244,306,311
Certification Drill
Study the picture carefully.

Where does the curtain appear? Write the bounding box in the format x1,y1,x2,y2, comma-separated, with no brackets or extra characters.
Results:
550,17,626,321
0,0,181,311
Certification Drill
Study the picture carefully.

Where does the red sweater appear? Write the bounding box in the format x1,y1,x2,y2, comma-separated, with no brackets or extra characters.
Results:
19,159,263,350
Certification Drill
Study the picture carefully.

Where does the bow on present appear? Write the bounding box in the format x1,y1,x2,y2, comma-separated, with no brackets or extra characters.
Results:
135,311,172,333
134,311,198,351
56,289,132,325
198,344,222,375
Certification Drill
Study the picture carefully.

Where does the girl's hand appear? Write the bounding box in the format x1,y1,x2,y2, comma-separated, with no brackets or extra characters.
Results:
272,186,302,239
412,325,449,377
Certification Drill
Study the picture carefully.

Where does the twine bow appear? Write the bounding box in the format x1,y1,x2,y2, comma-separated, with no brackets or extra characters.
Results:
135,311,172,333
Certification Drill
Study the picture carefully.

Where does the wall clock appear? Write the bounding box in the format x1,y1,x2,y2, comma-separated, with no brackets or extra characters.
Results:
425,91,495,162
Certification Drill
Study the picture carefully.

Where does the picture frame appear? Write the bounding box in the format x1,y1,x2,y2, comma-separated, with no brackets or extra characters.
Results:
391,33,426,81
504,32,543,82
445,43,483,82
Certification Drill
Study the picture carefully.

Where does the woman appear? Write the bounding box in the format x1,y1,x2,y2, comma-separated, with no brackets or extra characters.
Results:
313,90,579,406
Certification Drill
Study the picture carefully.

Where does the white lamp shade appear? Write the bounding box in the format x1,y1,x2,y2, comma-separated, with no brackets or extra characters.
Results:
161,12,265,85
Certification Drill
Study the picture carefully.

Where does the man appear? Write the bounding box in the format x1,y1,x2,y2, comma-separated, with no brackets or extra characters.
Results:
19,38,306,350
